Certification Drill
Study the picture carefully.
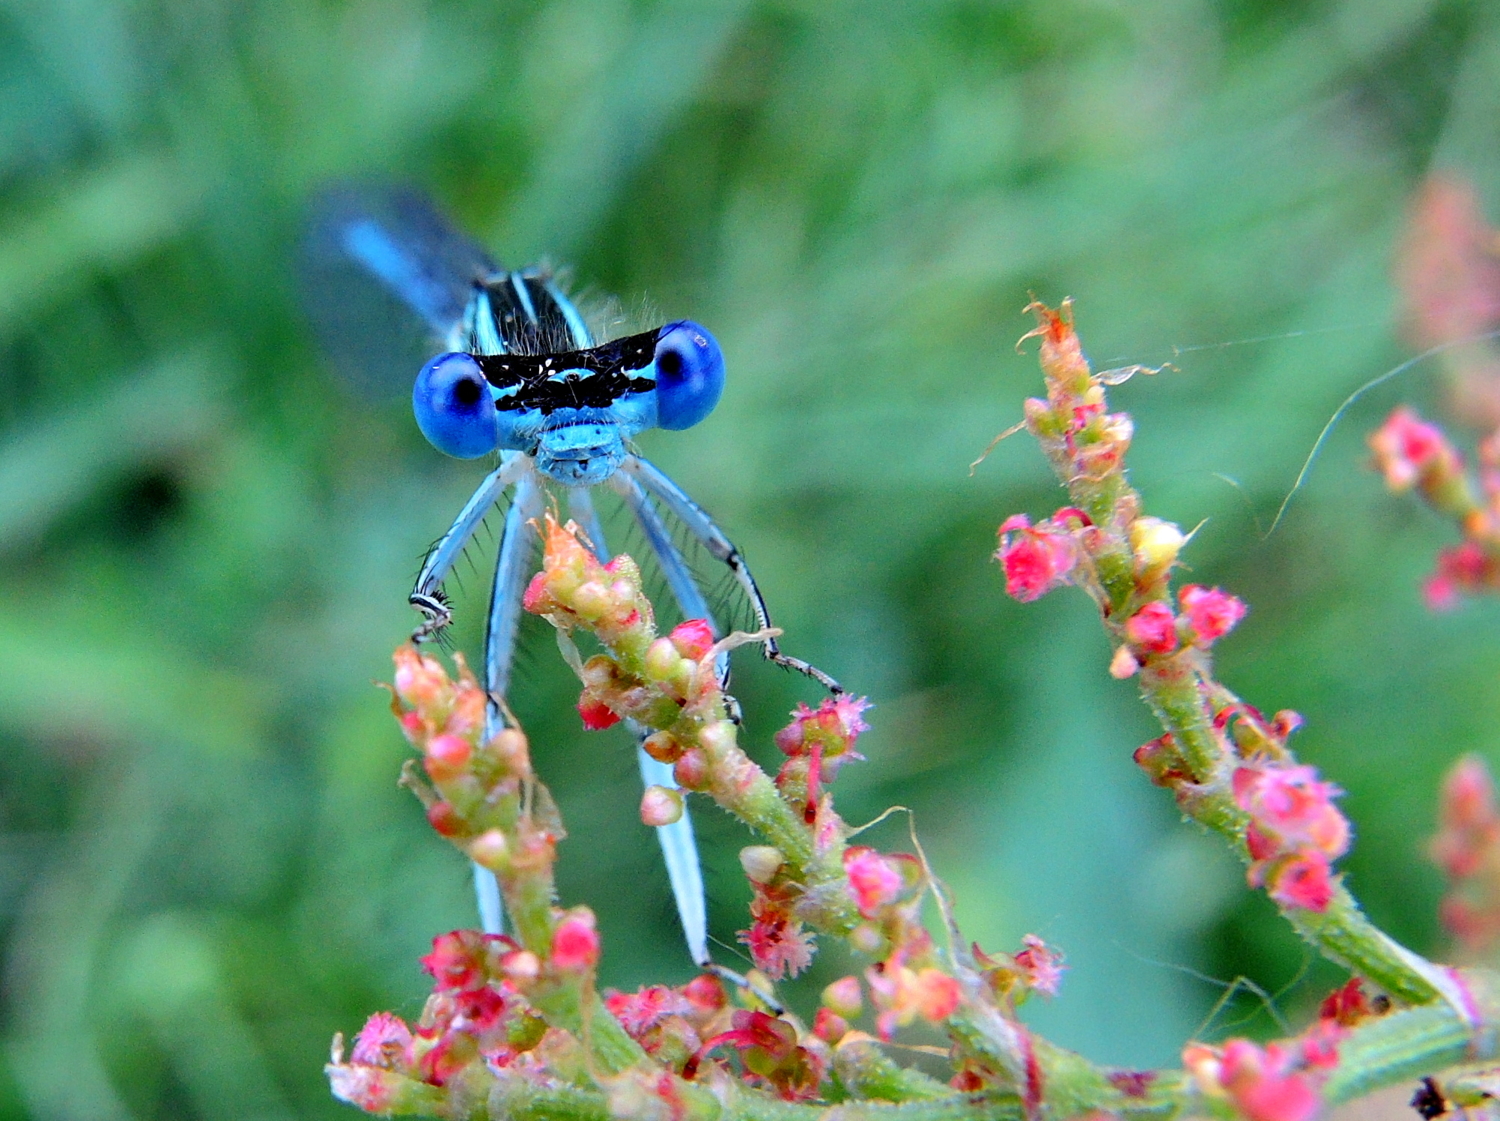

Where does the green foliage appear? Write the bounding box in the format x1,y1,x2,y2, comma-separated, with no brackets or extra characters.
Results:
0,1,1495,1117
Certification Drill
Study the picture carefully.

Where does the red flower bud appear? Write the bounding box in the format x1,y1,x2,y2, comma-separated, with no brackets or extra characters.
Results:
578,697,620,730
996,514,1077,602
1179,584,1246,645
551,911,600,972
1124,601,1178,654
426,801,465,837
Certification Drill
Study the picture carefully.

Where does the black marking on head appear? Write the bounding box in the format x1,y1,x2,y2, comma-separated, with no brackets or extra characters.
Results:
473,328,659,414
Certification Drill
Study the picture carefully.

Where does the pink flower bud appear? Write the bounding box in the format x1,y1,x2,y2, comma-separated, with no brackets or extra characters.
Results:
1124,601,1178,654
772,695,871,782
1318,977,1371,1027
551,911,600,972
1267,852,1335,912
521,571,551,614
1179,584,1247,645
844,847,903,918
674,749,709,790
1424,542,1492,611
1370,406,1461,492
420,931,491,991
698,721,737,756
812,1007,848,1043
500,949,540,984
488,727,530,771
669,618,716,660
468,829,509,870
393,646,450,711
682,973,726,1014
640,785,684,827
912,968,961,1022
1109,645,1140,678
822,975,864,1019
849,923,884,957
424,734,472,782
1299,1020,1343,1071
1232,765,1349,860
996,514,1077,602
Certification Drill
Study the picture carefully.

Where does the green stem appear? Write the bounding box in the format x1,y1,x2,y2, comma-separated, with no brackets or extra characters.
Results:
1324,976,1500,1104
832,1042,956,1102
1136,654,1225,784
526,983,647,1078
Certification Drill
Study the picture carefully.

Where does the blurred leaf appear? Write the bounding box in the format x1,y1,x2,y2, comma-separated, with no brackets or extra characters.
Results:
0,152,204,331
0,349,224,550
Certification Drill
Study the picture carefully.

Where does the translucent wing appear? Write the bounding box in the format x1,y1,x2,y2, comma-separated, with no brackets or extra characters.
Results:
301,185,495,396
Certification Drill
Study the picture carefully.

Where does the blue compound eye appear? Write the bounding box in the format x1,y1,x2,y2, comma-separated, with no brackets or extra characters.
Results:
413,352,498,458
653,321,724,431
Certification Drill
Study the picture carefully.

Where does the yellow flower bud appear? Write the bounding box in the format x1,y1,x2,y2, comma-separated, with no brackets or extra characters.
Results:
1130,516,1184,576
740,845,785,884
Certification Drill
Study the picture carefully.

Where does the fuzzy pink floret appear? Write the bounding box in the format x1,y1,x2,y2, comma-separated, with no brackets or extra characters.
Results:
351,1011,412,1067
844,847,903,918
606,985,693,1036
740,913,814,980
1232,765,1349,859
1013,934,1065,997
1124,602,1178,653
420,931,492,992
996,514,1077,602
1267,852,1335,912
1178,585,1247,644
1424,542,1490,611
1369,406,1459,491
1219,1040,1321,1121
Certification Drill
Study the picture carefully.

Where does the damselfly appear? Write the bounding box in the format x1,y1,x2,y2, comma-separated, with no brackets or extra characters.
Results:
308,189,839,970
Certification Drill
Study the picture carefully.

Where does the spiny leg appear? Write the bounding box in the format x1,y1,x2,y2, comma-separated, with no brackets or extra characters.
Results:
619,456,842,694
470,464,545,935
410,453,527,641
567,487,713,969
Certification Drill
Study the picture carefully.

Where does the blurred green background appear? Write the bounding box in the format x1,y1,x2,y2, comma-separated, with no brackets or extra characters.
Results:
2,0,1499,1116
